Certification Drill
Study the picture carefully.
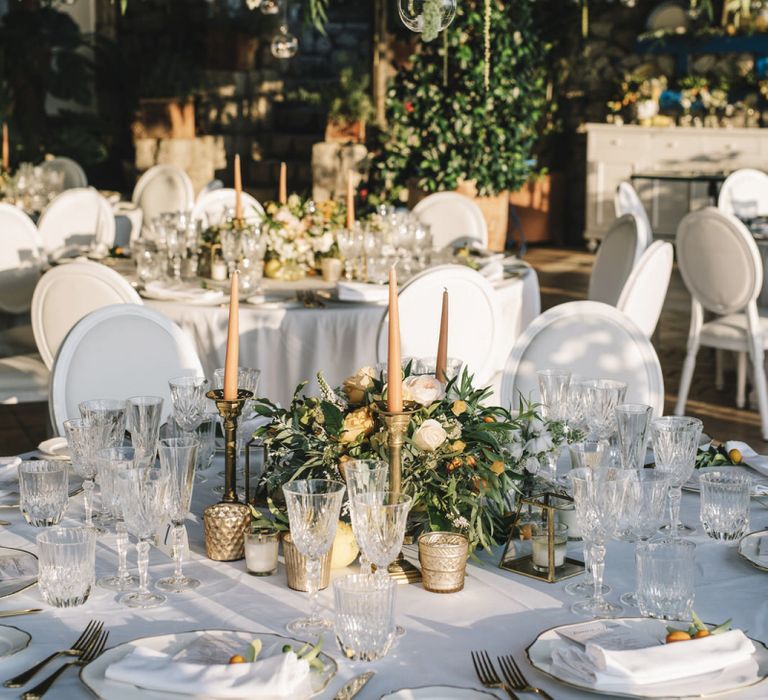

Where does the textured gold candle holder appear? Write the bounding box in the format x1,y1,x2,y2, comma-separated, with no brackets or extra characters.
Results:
203,388,253,561
375,401,422,584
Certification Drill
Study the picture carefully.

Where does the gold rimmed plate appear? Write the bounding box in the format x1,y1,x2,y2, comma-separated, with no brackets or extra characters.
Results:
380,687,498,699
738,530,768,572
80,629,337,699
525,617,768,699
0,546,38,599
0,624,31,658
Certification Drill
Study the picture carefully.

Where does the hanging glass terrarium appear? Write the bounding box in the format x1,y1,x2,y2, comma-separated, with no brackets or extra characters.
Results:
261,0,280,15
270,0,298,60
398,0,457,42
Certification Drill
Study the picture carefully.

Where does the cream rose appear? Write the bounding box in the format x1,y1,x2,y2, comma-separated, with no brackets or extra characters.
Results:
413,419,448,452
340,406,374,444
403,375,445,406
342,366,376,405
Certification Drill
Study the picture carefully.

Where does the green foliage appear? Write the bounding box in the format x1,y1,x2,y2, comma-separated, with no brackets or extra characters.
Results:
328,68,375,124
374,0,551,199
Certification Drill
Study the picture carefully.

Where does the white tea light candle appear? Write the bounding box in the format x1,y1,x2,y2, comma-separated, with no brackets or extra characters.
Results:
532,523,567,572
245,527,279,576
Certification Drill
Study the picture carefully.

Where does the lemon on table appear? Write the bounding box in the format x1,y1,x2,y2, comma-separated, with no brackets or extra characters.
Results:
728,448,742,464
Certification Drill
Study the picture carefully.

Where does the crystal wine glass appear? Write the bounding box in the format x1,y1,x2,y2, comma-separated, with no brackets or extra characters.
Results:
343,460,389,574
168,376,209,433
156,437,200,592
117,465,169,608
352,491,412,580
537,369,571,481
564,376,595,441
615,403,652,471
337,228,362,280
63,418,103,533
651,416,703,538
282,479,345,635
584,379,627,456
127,395,163,467
569,467,632,617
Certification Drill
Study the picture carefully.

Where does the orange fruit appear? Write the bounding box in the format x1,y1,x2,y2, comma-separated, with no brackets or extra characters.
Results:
490,461,505,475
693,629,711,639
665,631,691,643
229,654,247,664
728,448,742,464
483,416,495,423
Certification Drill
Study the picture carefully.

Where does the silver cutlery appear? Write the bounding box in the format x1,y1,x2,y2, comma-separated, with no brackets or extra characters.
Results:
22,629,109,700
4,619,103,688
471,650,518,699
333,671,375,700
497,654,554,700
0,609,41,619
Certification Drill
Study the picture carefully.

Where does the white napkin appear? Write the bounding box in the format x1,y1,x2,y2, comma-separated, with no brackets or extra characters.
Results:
551,629,756,689
105,647,312,699
336,281,389,303
142,281,225,305
724,441,768,477
479,261,504,282
0,457,20,498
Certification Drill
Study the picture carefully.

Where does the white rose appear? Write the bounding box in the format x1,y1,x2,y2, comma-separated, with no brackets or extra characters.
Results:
403,375,445,406
413,419,448,452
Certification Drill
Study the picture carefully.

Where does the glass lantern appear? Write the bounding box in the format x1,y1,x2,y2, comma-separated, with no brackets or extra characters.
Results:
398,0,457,40
271,27,298,59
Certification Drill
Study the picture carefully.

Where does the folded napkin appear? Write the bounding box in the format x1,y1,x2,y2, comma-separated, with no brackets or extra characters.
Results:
551,629,755,689
105,647,312,699
336,281,389,303
143,281,225,305
479,261,504,282
725,441,768,478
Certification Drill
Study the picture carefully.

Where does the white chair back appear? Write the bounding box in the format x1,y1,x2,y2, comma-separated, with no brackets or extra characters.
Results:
413,192,489,250
132,165,195,226
37,188,116,258
587,214,641,306
192,188,265,228
676,207,762,315
717,168,768,219
31,261,142,369
50,304,203,435
614,181,652,250
40,156,87,190
500,300,664,416
376,265,500,384
617,241,674,337
197,179,224,198
0,204,43,313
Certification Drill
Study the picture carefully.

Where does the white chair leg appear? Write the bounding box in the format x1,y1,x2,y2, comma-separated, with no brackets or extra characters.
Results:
675,339,700,416
749,344,768,441
715,349,725,390
736,352,748,409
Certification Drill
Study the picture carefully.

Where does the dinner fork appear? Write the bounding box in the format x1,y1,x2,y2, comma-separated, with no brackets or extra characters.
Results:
470,650,518,699
497,654,554,700
4,620,103,688
22,629,109,700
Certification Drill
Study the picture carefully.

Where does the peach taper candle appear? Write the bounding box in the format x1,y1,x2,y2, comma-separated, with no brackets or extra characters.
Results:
278,161,287,205
1,124,8,172
346,171,355,230
223,270,240,400
436,288,449,383
234,154,243,220
387,265,403,412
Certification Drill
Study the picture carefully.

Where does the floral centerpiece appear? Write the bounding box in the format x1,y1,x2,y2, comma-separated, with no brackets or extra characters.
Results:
254,365,566,553
261,195,346,280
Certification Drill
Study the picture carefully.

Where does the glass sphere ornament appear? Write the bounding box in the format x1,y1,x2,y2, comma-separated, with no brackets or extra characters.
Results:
398,0,456,42
271,27,298,59
261,0,280,15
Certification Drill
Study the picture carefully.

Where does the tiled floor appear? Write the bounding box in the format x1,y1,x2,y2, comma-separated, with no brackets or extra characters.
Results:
2,246,766,454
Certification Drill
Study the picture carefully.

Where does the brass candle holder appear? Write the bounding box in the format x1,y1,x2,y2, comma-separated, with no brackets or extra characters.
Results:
203,388,253,561
376,402,422,584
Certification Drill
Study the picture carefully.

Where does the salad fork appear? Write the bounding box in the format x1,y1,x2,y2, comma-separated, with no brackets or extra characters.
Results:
497,654,554,700
470,650,518,699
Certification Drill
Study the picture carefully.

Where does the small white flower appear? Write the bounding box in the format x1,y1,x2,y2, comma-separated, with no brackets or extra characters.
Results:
413,419,448,452
508,442,523,460
523,456,540,475
525,435,554,455
452,516,470,530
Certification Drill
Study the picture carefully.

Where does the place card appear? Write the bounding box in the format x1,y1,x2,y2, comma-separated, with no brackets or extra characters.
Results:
557,621,661,651
173,633,244,665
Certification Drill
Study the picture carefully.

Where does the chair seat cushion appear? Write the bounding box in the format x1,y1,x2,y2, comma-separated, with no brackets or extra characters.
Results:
0,353,49,404
700,314,768,350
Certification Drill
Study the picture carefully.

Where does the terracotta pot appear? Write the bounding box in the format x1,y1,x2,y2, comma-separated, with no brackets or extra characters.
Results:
325,119,366,144
282,532,332,591
134,98,195,140
508,173,564,245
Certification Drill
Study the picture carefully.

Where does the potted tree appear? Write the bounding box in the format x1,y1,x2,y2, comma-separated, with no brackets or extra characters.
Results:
325,68,375,144
374,0,551,251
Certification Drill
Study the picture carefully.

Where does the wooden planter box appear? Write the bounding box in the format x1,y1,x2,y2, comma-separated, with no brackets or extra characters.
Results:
325,119,366,144
133,98,195,140
509,173,564,245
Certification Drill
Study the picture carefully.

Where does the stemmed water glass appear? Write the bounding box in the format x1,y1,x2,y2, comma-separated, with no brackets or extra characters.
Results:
352,491,412,579
343,460,389,574
584,380,627,458
63,418,103,532
564,376,594,441
651,416,703,538
616,403,652,470
156,437,200,592
169,376,209,433
127,396,163,466
337,228,362,280
282,479,345,635
537,369,571,481
117,465,169,608
569,467,632,617
617,470,671,607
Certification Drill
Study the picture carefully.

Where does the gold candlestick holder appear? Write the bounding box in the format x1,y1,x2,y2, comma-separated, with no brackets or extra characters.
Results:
376,402,422,584
203,388,253,561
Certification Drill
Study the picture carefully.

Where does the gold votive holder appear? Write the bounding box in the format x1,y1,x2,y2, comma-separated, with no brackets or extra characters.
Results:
203,501,251,561
418,531,469,594
283,532,331,591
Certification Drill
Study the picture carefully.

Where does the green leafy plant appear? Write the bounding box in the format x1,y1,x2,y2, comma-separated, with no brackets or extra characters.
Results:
328,68,375,125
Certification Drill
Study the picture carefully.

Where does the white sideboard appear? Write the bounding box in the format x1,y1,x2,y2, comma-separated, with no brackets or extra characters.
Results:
584,123,768,246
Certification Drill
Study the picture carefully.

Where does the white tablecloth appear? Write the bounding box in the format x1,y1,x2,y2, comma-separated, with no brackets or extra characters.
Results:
144,271,540,408
0,458,766,700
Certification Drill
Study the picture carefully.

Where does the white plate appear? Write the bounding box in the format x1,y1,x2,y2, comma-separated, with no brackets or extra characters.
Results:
0,546,38,599
381,687,498,699
0,624,31,658
684,466,768,498
80,629,337,700
526,617,768,699
315,289,387,306
37,437,71,460
738,530,768,572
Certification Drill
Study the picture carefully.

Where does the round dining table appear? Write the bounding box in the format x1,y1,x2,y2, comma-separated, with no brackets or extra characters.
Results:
0,453,767,699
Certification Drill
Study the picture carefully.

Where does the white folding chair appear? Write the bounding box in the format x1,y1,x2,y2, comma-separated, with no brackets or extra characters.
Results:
413,192,489,250
50,304,203,435
500,300,664,416
587,214,643,307
614,180,653,250
192,188,265,228
132,165,195,227
674,207,768,438
31,261,142,369
717,168,768,219
375,265,501,384
0,204,43,313
40,156,87,190
617,241,674,337
37,188,116,259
